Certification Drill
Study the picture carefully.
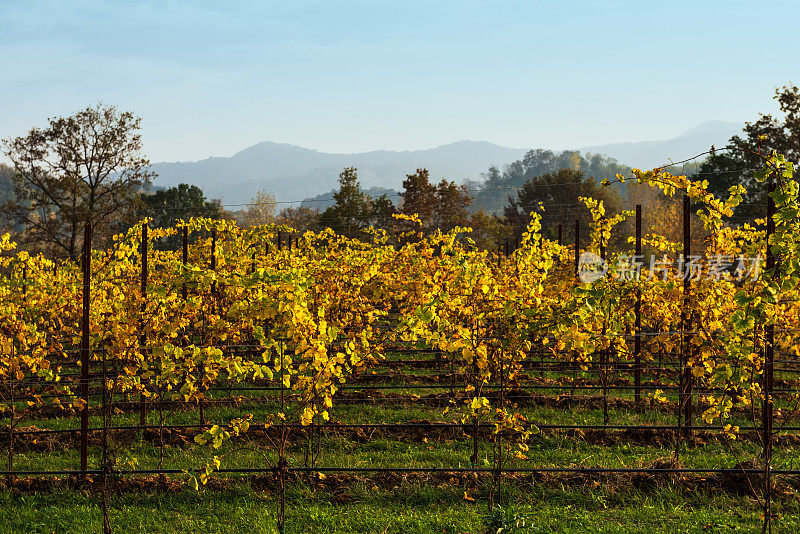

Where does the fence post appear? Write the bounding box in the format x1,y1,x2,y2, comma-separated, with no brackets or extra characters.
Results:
574,220,580,280
277,338,287,534
201,228,216,425
470,333,480,469
181,226,188,300
139,223,148,426
80,222,92,476
7,264,25,485
493,344,505,510
763,180,776,530
210,228,217,297
682,195,692,438
101,347,108,478
557,224,563,246
634,205,642,407
7,344,15,486
600,222,609,425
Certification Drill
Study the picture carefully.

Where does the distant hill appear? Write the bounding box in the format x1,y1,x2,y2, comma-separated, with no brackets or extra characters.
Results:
578,121,743,170
150,141,528,205
149,121,746,207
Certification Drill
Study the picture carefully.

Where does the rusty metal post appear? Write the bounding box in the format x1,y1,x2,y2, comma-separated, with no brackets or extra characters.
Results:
574,219,580,280
181,226,188,300
634,205,642,407
80,222,92,475
21,266,27,300
599,217,605,261
682,195,692,438
600,225,608,425
494,345,505,509
139,224,148,426
201,228,216,425
763,180,776,530
210,228,217,297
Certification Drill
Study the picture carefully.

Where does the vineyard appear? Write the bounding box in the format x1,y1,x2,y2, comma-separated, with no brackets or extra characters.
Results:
3,154,800,532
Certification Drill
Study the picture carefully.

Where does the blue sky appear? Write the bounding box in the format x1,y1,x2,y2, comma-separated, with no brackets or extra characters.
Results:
1,0,797,162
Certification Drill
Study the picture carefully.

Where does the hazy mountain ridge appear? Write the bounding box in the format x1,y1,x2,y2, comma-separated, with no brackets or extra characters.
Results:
151,141,528,205
578,121,743,169
150,121,745,206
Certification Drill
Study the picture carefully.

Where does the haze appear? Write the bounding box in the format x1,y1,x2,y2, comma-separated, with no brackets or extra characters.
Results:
1,0,797,163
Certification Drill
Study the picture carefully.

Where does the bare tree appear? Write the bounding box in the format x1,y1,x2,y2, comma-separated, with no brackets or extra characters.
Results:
243,189,277,227
2,103,154,259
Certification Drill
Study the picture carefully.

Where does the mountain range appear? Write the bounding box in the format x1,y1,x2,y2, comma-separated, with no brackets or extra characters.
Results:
150,121,744,206
151,141,527,206
579,121,744,170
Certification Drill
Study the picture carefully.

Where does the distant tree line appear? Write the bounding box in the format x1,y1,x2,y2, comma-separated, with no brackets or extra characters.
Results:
260,156,625,251
4,87,797,258
697,84,800,221
0,100,674,257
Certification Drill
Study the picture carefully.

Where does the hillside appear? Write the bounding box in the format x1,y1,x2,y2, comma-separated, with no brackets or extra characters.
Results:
151,141,528,205
578,121,743,169
149,121,746,208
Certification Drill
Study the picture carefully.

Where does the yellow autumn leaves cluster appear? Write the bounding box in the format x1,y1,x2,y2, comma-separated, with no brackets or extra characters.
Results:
1,152,799,453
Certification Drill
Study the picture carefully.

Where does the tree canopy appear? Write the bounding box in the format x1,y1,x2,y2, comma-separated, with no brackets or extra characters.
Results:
504,168,621,244
471,149,630,214
0,164,15,233
319,167,373,236
400,168,471,235
141,183,222,228
1,104,153,259
242,188,277,227
699,84,800,221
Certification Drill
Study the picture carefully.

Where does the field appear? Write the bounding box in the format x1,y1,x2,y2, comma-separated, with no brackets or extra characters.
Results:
3,349,800,533
2,163,800,532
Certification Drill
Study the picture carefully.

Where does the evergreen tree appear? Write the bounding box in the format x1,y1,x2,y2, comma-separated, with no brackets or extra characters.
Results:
320,167,372,236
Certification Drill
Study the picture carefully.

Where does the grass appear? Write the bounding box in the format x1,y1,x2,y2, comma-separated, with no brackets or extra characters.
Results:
3,420,798,532
4,356,800,532
7,399,774,474
1,476,796,533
